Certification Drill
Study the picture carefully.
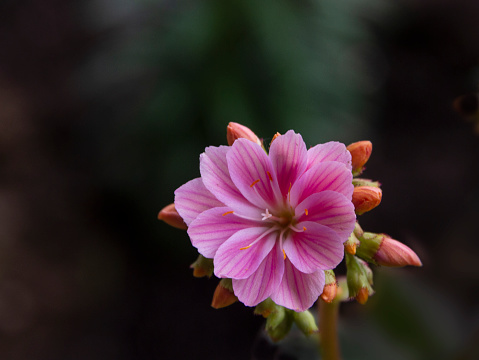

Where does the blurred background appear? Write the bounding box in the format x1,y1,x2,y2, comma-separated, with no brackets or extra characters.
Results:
1,0,479,359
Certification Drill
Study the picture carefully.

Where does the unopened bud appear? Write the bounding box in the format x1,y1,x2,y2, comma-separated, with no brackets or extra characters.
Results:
266,306,293,342
211,278,238,309
344,232,360,255
190,254,214,278
347,141,372,176
353,222,364,238
227,122,262,146
374,237,422,267
293,310,318,336
254,298,278,318
158,203,187,230
352,186,382,215
320,270,338,303
352,178,381,188
345,253,374,304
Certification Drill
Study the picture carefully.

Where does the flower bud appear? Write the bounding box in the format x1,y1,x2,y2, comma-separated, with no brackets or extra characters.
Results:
211,278,238,309
254,298,278,318
347,141,372,176
293,310,318,336
344,231,360,255
190,254,214,278
352,186,382,215
158,203,187,230
320,270,337,303
374,237,422,267
356,232,422,267
265,306,293,342
345,253,374,304
227,122,262,146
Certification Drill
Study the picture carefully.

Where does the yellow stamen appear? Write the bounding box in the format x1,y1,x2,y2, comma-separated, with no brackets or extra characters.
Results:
267,171,273,181
250,179,260,187
222,211,234,216
304,209,308,216
282,249,286,260
303,226,307,231
239,245,251,250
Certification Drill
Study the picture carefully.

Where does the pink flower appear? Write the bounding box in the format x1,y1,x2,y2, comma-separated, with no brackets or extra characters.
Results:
174,130,356,311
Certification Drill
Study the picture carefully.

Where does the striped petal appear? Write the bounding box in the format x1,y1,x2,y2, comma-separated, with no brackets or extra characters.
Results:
214,227,277,279
295,190,356,238
227,139,282,212
306,141,352,171
188,207,261,258
174,178,223,226
283,222,344,274
200,146,260,217
290,161,353,206
232,242,284,306
270,260,325,312
269,130,308,197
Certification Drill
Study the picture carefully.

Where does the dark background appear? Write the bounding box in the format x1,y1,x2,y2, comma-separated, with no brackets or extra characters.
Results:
1,0,479,359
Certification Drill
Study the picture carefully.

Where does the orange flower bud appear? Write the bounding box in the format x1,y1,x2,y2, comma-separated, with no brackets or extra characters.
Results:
211,279,238,309
352,186,382,215
158,203,187,230
344,232,360,255
374,237,422,267
226,122,262,146
190,254,214,278
347,141,372,175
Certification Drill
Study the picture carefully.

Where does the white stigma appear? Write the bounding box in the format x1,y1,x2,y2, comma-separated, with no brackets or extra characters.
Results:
261,209,273,221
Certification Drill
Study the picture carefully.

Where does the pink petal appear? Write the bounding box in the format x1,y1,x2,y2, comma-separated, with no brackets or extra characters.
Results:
214,227,277,279
174,178,224,226
269,130,308,197
270,260,325,312
306,141,352,171
290,161,353,206
232,242,284,306
283,221,344,273
295,190,356,239
200,146,260,216
227,138,282,212
187,207,260,258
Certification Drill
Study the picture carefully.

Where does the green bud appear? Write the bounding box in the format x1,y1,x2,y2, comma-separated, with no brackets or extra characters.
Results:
344,231,360,255
254,298,278,318
266,307,293,342
190,254,214,278
293,310,318,336
345,253,374,304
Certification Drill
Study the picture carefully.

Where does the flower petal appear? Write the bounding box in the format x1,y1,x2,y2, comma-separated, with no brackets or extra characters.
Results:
174,178,224,226
290,161,353,206
188,207,260,258
232,242,284,306
270,260,325,312
306,141,352,171
283,222,344,274
214,227,277,279
200,146,260,217
295,190,356,239
269,130,308,197
227,138,283,211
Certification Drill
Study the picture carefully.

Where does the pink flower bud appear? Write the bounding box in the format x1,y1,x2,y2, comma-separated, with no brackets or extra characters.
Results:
211,279,238,309
347,141,372,175
352,186,382,215
374,237,422,267
158,203,187,230
226,122,262,146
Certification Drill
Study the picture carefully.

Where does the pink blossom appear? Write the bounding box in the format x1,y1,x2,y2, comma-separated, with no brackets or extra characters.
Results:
174,131,356,311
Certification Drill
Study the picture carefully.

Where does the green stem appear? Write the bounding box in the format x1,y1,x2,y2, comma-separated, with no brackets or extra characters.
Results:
318,298,341,360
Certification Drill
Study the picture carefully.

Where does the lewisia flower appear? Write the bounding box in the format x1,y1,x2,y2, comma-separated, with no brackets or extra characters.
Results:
174,130,356,311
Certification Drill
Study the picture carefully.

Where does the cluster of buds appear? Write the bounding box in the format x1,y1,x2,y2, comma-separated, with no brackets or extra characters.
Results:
158,122,422,342
339,140,422,305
